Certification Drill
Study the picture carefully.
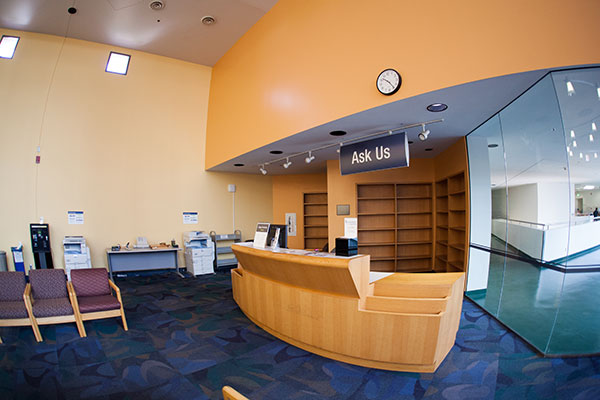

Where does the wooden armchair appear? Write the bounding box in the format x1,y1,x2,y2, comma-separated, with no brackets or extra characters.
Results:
25,269,86,341
69,268,128,335
0,271,41,343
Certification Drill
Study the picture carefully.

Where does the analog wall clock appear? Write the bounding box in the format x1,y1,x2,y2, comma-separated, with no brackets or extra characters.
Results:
376,68,401,95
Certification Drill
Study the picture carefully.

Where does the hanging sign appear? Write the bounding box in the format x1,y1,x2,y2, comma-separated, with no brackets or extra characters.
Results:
339,132,409,175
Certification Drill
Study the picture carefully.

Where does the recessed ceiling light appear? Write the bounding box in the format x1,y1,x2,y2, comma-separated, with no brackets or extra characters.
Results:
488,144,499,148
427,103,448,112
269,150,283,155
201,16,216,25
234,163,244,167
329,130,347,136
0,35,19,59
67,7,77,14
105,52,130,75
425,148,433,151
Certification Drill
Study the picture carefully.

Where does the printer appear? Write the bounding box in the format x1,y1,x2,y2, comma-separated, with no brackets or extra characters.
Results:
183,231,214,276
63,236,92,280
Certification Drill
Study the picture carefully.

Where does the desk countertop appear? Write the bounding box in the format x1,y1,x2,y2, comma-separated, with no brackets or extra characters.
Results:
106,247,181,254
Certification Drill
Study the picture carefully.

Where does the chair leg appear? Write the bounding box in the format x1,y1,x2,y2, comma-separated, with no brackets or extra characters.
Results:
120,307,128,331
75,315,87,338
31,319,43,342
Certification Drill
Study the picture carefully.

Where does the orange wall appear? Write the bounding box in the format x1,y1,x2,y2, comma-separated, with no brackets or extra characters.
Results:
272,173,327,249
434,139,468,181
326,159,435,247
206,0,600,168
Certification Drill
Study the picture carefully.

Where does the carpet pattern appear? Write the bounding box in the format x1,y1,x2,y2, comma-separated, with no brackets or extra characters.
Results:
0,271,599,399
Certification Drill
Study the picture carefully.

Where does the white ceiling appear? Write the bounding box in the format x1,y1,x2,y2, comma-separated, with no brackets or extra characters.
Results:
0,0,278,66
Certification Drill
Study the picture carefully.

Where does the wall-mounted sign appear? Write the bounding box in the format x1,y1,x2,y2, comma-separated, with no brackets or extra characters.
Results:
344,218,358,239
339,132,409,175
183,212,198,224
285,213,297,236
67,211,84,225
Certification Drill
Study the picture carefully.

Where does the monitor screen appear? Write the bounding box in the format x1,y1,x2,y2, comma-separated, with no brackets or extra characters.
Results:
266,224,288,248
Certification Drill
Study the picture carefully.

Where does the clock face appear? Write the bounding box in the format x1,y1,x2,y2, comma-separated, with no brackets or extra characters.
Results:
376,69,401,95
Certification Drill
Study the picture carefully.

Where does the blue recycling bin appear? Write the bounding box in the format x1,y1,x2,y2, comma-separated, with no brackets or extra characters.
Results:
11,245,25,272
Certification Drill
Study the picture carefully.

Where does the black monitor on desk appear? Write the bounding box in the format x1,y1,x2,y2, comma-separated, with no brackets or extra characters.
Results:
266,224,288,248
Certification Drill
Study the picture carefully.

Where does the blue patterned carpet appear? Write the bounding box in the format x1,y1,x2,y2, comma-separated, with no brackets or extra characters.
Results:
0,271,599,400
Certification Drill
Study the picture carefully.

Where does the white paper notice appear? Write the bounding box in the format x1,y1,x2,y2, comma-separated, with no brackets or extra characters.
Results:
285,213,297,236
344,217,358,239
183,212,198,224
253,222,270,248
67,211,84,225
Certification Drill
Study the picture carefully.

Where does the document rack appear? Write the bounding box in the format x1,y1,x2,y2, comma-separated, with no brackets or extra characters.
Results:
209,230,242,270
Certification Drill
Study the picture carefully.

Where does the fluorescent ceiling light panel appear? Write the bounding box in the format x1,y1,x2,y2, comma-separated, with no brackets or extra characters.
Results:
0,35,19,59
105,52,130,75
583,185,595,190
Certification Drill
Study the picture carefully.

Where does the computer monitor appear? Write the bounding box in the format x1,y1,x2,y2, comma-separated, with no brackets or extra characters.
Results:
266,224,288,248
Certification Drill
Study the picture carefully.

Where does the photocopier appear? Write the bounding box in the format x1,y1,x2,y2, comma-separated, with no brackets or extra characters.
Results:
63,236,92,280
183,231,214,276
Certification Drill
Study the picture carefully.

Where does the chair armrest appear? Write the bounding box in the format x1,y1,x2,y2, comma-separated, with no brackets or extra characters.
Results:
108,279,123,304
23,283,35,317
67,281,81,315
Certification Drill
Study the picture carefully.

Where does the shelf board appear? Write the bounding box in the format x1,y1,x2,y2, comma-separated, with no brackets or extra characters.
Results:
396,195,432,199
304,224,328,228
397,240,432,245
449,243,465,251
449,226,466,231
437,225,449,229
396,255,433,260
448,190,466,196
436,240,448,245
358,242,395,247
358,227,395,231
396,211,432,215
358,196,395,200
304,236,328,239
305,214,328,217
358,212,395,216
436,255,448,262
370,257,396,261
397,226,432,230
436,194,448,198
436,210,448,214
449,208,466,212
447,261,464,271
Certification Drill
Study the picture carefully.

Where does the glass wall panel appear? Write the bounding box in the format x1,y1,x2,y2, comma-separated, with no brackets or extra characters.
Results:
547,67,600,355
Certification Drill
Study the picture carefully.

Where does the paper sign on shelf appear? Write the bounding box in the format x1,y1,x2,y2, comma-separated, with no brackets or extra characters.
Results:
344,218,358,239
67,211,84,225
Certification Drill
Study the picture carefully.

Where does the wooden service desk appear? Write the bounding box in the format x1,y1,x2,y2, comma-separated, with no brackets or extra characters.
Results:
230,243,464,373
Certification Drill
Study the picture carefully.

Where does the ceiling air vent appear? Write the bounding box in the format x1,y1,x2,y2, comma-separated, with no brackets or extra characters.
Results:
149,1,165,11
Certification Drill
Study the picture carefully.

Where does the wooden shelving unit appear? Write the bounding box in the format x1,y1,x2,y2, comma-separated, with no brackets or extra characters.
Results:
357,183,433,272
304,192,328,250
434,172,468,274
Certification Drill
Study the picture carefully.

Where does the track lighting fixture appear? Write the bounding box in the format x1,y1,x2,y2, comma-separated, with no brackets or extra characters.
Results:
566,80,575,96
573,140,577,148
597,86,600,100
593,122,597,131
418,124,430,141
305,151,315,164
253,119,443,174
590,133,594,142
571,129,575,138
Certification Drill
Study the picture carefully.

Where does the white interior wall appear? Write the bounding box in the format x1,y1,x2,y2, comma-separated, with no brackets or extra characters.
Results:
506,184,538,223
536,182,571,224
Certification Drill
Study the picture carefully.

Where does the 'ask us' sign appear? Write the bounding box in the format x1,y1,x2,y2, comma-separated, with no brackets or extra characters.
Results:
339,132,410,175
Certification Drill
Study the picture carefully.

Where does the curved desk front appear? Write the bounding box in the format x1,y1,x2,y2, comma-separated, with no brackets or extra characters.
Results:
231,243,464,373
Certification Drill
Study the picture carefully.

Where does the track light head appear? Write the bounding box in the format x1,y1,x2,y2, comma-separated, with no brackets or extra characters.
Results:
259,165,267,175
283,158,292,169
418,124,430,141
305,151,315,164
